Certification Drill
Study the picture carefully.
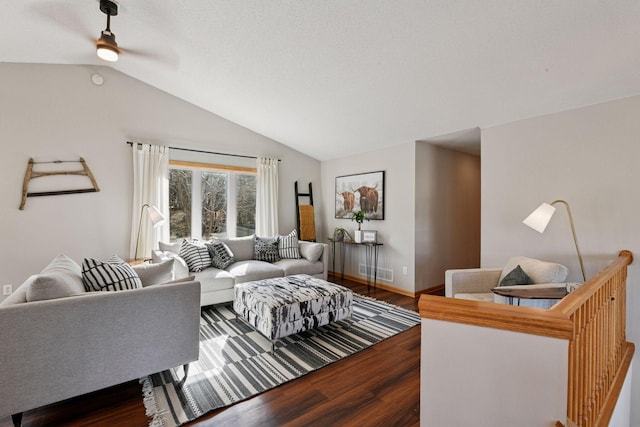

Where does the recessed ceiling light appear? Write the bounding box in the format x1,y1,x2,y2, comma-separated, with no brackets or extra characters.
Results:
91,73,104,85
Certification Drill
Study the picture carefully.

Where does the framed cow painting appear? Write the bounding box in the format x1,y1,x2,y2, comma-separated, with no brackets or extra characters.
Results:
335,171,384,220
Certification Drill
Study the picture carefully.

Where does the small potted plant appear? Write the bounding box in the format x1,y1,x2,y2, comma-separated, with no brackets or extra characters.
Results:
351,210,369,243
333,227,352,242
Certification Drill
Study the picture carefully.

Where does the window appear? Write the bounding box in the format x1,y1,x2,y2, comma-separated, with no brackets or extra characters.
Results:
169,162,256,241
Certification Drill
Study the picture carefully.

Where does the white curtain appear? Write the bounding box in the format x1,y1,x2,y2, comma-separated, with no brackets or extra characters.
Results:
130,143,169,259
255,157,279,237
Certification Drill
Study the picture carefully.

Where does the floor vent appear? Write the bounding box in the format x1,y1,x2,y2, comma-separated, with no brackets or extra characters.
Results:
358,264,394,283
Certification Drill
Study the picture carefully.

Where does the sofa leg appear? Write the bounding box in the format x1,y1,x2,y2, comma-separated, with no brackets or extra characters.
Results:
11,412,22,427
176,363,190,389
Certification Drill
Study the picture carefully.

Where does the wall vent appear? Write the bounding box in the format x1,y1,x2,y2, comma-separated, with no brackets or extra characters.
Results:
358,264,394,283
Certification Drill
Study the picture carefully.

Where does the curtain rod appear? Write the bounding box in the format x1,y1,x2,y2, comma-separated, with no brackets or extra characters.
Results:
126,141,280,161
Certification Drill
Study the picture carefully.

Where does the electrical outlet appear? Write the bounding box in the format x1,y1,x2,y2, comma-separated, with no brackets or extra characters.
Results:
402,266,408,276
3,284,12,296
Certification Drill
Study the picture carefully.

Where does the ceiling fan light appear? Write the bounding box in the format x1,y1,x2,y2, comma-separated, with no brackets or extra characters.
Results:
96,31,119,62
97,46,118,61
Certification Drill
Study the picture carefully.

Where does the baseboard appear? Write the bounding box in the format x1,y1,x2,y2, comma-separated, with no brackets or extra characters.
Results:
328,271,436,298
418,284,445,297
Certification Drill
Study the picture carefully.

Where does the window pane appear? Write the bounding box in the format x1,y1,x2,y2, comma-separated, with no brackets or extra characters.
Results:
169,169,192,242
202,171,228,240
236,174,256,237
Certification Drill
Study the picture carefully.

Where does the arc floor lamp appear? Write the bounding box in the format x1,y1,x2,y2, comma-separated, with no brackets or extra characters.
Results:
134,204,166,260
523,199,586,282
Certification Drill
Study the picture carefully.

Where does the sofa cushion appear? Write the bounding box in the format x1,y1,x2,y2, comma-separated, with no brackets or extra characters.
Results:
218,235,255,261
273,259,324,276
132,258,174,287
254,237,281,263
82,255,142,292
499,256,568,284
299,241,324,262
278,229,301,259
206,241,235,269
179,240,211,272
499,265,533,287
193,268,235,292
454,292,494,302
227,260,284,284
26,254,86,302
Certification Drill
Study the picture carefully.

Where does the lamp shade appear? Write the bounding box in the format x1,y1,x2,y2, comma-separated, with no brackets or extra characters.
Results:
523,202,556,233
146,205,167,227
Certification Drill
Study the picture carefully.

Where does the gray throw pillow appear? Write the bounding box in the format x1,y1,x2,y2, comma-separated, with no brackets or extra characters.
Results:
26,254,86,302
206,241,235,269
499,264,533,287
254,237,281,263
132,258,175,287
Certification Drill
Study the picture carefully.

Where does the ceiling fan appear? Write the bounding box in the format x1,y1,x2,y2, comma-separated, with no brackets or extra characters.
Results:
96,0,120,62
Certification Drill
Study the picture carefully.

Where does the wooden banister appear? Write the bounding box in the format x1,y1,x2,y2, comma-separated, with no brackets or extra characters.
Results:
419,250,634,427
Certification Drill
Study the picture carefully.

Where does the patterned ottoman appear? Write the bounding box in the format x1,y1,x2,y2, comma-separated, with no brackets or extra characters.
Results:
233,274,353,345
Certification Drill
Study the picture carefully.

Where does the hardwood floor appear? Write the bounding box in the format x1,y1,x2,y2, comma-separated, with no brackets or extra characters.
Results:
1,276,421,427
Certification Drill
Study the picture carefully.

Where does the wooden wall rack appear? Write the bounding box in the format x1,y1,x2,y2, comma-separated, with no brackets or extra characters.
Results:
19,157,100,210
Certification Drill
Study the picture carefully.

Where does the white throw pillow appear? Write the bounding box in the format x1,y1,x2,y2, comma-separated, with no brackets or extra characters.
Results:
299,241,323,262
499,256,568,284
159,241,181,255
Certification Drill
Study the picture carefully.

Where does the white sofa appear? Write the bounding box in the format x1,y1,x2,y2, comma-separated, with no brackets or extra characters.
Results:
0,254,201,425
152,235,329,306
445,255,578,308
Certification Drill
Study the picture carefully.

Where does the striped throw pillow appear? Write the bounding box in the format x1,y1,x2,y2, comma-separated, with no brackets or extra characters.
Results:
179,239,212,272
82,255,142,292
206,241,235,270
278,230,301,259
254,237,280,263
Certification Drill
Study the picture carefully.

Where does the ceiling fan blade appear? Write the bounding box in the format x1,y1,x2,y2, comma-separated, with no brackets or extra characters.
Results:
119,46,180,69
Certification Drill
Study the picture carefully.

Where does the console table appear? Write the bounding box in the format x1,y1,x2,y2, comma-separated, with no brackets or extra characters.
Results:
328,238,383,290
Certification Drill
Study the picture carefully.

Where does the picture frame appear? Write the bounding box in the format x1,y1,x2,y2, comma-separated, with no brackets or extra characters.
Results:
335,171,385,220
361,230,377,243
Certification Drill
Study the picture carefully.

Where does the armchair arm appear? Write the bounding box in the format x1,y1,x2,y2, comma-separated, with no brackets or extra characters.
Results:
445,268,503,297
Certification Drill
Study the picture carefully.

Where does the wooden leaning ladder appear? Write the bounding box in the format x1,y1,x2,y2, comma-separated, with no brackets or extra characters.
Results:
19,157,100,210
295,181,316,242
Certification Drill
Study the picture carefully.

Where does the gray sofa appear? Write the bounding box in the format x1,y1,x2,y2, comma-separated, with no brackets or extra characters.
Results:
152,235,329,306
0,255,201,425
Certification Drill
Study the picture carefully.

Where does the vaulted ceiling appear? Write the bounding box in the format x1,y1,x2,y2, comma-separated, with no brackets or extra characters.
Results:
4,1,640,160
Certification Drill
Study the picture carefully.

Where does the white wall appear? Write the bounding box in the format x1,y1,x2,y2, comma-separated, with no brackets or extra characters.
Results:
481,94,640,425
321,143,416,294
415,143,480,291
320,141,480,294
0,63,320,301
421,318,568,426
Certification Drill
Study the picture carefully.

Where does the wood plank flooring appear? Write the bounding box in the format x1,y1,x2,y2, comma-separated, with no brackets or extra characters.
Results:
0,275,422,427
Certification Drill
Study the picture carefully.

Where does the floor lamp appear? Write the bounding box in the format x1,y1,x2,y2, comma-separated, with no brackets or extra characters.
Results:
522,199,586,282
134,204,166,260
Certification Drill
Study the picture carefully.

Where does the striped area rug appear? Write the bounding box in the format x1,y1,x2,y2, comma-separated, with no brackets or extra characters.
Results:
140,294,420,427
